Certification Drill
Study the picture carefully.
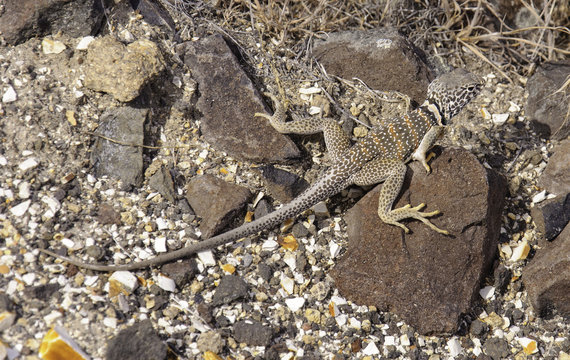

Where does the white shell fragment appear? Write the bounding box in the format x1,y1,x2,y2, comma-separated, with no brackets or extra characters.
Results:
18,157,38,171
308,106,322,115
329,240,341,258
197,250,216,267
2,85,17,103
281,275,295,294
76,36,95,50
42,38,67,54
109,271,139,294
285,297,305,312
532,190,547,204
9,200,31,217
479,285,495,300
262,239,279,251
508,101,521,112
510,240,530,262
156,274,176,292
298,86,321,95
362,341,380,355
154,237,167,253
492,113,509,125
447,337,462,357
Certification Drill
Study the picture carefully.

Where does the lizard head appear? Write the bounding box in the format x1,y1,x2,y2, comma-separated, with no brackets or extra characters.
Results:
426,68,482,124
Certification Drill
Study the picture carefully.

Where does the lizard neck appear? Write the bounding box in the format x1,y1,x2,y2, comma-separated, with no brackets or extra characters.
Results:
420,100,445,126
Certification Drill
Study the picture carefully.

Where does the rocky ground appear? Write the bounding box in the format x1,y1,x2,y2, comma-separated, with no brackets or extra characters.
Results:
0,1,569,360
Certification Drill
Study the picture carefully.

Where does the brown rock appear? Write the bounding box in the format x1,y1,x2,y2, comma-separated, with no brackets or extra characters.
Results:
526,61,570,140
331,148,506,335
186,175,252,238
178,35,301,163
257,165,309,203
523,224,570,318
313,28,433,105
83,36,165,102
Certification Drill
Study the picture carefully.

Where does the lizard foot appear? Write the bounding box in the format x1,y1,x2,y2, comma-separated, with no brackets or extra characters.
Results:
381,203,449,235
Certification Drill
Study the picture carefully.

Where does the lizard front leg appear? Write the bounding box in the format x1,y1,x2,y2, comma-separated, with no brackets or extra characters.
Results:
255,92,351,163
353,159,448,234
411,125,444,173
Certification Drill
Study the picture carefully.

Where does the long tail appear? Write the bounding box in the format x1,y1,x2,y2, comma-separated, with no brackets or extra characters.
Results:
40,168,351,271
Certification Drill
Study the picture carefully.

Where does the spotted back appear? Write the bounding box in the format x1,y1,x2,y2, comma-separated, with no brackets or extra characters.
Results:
427,69,482,122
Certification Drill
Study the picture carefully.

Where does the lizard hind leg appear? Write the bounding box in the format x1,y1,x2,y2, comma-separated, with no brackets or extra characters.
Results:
376,161,449,235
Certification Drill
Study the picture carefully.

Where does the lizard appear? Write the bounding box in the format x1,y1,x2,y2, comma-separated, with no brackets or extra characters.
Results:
40,68,482,271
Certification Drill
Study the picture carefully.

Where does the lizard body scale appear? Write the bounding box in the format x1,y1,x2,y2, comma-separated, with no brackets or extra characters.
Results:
40,68,482,272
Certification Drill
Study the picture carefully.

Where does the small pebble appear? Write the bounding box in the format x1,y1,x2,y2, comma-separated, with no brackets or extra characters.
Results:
479,286,495,300
18,157,38,171
76,36,95,50
362,341,380,355
2,86,17,103
42,38,67,54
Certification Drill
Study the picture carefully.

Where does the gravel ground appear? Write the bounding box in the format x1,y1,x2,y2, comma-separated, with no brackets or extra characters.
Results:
0,2,568,360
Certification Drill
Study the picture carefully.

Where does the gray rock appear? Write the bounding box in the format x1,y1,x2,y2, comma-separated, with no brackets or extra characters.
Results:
185,175,252,238
0,294,14,312
83,36,165,102
469,319,488,336
254,199,274,220
493,264,512,294
0,0,106,45
106,320,167,360
148,165,176,203
178,35,300,163
233,319,274,346
526,61,570,140
212,275,249,306
538,138,570,196
313,28,432,106
258,165,309,203
530,194,570,241
523,224,570,318
331,148,506,335
91,107,148,188
257,263,273,282
483,337,510,360
23,283,60,300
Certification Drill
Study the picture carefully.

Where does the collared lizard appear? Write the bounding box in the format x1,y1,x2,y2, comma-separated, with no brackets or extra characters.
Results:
40,68,482,271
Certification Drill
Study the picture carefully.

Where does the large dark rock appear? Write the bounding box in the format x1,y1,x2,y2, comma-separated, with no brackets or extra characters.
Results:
0,0,106,45
523,223,570,318
186,175,252,238
526,61,570,140
178,35,301,163
331,148,506,335
313,28,433,106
